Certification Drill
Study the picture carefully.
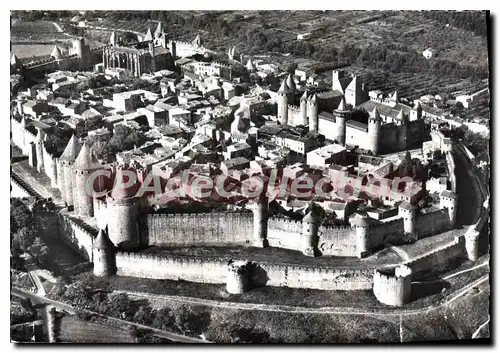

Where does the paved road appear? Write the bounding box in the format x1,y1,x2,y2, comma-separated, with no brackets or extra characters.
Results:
12,287,210,343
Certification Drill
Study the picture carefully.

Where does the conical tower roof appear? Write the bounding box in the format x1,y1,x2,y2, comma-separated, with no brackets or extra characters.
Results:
392,91,399,102
154,22,163,37
286,74,296,91
414,100,422,110
337,97,347,111
371,106,381,121
300,90,308,102
73,142,98,170
349,213,370,227
397,110,404,120
60,135,82,162
278,79,289,94
246,58,255,71
193,34,202,47
144,28,153,42
309,92,317,103
11,54,21,66
94,228,113,250
110,31,117,44
51,45,62,60
303,202,322,223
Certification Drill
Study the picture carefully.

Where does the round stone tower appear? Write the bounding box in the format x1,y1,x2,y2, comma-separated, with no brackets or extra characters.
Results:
74,37,85,58
333,97,349,145
93,228,116,277
373,265,412,307
301,203,322,257
307,93,319,133
226,260,251,294
399,201,417,237
397,110,409,151
252,195,269,248
277,79,289,125
286,73,297,93
465,230,480,261
300,91,308,126
110,31,117,46
106,164,140,251
35,128,45,173
439,190,457,228
368,107,382,155
59,135,82,206
72,142,98,217
410,101,422,121
350,213,372,259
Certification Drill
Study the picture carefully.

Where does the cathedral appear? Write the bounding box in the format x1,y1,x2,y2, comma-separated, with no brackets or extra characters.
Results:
102,22,175,77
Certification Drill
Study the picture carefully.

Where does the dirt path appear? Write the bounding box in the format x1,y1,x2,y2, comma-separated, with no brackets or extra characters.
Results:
117,274,489,318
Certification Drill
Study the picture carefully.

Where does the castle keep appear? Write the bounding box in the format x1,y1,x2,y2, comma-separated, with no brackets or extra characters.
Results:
277,70,427,155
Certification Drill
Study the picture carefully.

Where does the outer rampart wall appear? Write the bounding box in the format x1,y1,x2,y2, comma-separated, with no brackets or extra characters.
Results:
404,236,466,278
10,177,32,198
115,252,375,291
145,212,253,246
57,212,96,261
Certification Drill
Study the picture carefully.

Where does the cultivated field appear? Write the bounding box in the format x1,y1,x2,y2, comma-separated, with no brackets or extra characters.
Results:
58,315,136,343
11,19,70,42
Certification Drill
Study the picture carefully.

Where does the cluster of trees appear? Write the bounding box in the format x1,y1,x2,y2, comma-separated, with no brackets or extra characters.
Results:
10,199,49,269
86,123,143,161
420,11,488,36
462,130,490,163
43,128,72,157
58,278,211,337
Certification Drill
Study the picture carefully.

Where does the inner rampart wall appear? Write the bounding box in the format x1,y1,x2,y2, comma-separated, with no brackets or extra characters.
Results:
369,219,405,247
318,225,357,256
267,217,302,250
415,209,450,239
145,212,253,246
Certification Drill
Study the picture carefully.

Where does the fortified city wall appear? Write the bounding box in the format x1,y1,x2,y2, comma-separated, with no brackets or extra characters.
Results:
144,212,254,246
56,211,97,261
114,251,375,291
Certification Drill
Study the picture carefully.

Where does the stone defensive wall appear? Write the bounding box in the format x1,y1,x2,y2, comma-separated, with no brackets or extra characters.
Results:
11,117,37,156
373,266,412,306
267,217,302,250
56,211,97,261
10,175,33,198
445,151,456,193
318,225,356,256
115,251,375,291
369,218,405,248
403,236,466,279
415,209,450,239
144,212,254,246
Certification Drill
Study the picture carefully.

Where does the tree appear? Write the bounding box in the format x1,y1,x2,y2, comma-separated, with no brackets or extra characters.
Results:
230,325,272,343
10,199,34,233
133,305,154,325
152,307,175,331
173,306,211,336
63,283,90,307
